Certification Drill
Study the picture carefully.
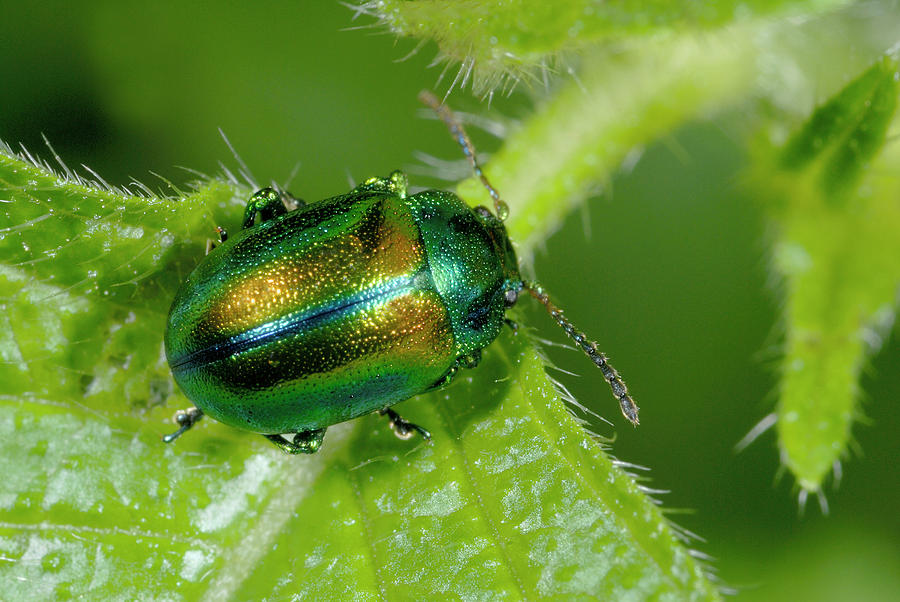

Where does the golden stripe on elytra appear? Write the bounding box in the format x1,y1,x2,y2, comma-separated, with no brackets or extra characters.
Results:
214,289,455,379
200,209,424,338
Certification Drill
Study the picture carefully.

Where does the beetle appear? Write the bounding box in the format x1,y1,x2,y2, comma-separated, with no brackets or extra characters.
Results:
163,92,638,454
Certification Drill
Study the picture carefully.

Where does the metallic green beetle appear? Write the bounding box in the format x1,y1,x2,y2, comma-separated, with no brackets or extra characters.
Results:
163,93,638,454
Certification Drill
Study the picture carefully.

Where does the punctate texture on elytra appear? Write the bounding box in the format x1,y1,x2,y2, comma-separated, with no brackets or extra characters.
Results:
165,173,521,437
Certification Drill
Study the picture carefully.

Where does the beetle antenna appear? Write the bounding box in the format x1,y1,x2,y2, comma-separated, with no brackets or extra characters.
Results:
419,90,510,221
523,281,640,425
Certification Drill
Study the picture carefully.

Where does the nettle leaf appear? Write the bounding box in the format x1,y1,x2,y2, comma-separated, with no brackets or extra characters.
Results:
757,52,900,494
0,146,243,411
0,142,718,597
363,0,851,93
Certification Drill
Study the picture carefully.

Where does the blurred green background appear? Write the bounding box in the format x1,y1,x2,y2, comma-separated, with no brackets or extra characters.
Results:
2,1,898,599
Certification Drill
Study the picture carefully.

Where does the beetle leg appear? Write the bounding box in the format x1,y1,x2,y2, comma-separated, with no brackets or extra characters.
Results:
460,349,482,369
264,429,326,454
504,318,519,334
205,226,229,254
162,407,204,443
379,408,431,442
242,187,289,229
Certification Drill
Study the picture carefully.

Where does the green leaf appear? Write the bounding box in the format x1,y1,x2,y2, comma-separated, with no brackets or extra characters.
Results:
0,143,718,596
0,146,243,411
366,0,851,93
756,53,900,492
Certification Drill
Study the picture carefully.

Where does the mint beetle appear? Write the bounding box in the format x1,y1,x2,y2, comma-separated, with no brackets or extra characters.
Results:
163,92,638,454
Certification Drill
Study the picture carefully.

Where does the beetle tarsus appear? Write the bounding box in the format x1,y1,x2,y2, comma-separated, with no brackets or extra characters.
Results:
205,226,229,254
163,407,204,443
243,187,289,229
379,408,431,442
264,429,326,454
504,318,519,334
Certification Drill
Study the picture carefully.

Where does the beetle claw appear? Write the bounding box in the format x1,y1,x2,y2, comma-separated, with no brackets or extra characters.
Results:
380,408,431,442
163,407,204,443
264,429,326,454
